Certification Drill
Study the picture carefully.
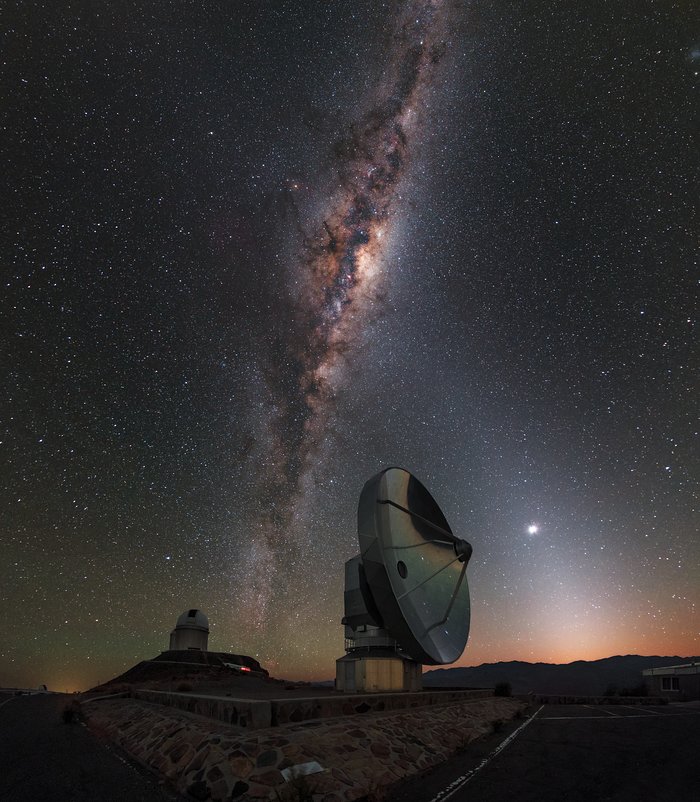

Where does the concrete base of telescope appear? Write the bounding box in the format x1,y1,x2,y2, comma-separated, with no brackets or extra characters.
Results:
335,650,422,693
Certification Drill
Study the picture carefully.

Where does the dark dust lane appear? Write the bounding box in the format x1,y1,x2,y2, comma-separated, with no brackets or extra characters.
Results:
391,704,700,802
0,694,183,802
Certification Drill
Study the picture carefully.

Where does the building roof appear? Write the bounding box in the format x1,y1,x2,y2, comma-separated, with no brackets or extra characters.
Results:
642,661,700,676
174,608,209,631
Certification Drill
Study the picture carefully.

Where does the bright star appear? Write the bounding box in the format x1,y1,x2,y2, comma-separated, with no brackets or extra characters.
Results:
527,524,539,535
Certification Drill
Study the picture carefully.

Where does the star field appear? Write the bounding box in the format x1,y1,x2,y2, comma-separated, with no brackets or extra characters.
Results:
1,0,698,691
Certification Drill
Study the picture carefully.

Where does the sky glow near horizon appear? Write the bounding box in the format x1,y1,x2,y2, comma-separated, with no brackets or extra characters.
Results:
2,1,698,692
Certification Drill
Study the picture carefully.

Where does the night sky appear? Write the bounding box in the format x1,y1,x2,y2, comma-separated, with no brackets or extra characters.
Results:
2,1,698,692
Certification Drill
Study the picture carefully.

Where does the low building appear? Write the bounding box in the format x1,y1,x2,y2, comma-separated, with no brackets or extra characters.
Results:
642,662,700,701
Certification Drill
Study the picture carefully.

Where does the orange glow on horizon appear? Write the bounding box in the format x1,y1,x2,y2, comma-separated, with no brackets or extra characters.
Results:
5,637,698,692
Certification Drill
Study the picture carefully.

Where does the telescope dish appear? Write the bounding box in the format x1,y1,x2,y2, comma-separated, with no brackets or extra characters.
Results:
357,467,471,665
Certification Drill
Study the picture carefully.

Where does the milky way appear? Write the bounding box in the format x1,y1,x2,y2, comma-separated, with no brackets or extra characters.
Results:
238,0,453,630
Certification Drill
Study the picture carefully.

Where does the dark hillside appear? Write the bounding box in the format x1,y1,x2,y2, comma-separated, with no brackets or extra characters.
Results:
423,655,700,695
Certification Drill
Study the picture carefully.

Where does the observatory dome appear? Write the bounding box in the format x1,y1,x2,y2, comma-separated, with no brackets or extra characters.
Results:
175,609,209,630
169,608,209,651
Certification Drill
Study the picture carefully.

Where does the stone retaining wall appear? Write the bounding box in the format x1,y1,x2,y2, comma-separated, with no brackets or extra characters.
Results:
529,694,666,705
85,695,523,801
271,688,492,726
132,687,492,731
134,690,271,730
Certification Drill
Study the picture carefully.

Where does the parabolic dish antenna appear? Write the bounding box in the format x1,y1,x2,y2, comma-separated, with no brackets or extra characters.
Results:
357,467,472,665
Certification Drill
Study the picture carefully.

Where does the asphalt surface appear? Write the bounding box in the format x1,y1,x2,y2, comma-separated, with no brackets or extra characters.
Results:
391,702,700,802
0,692,184,801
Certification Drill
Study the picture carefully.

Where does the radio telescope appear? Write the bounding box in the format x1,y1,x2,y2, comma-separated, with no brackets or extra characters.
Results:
336,467,472,693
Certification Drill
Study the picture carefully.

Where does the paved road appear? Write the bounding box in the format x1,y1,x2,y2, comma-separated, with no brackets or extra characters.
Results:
392,703,700,802
0,692,183,801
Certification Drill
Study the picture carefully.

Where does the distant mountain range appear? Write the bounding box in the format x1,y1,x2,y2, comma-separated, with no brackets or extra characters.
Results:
423,655,700,696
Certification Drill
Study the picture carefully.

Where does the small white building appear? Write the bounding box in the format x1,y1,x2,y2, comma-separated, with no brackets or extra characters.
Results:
642,661,700,701
169,609,209,651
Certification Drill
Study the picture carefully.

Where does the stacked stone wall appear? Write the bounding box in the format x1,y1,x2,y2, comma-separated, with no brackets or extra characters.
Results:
85,696,523,801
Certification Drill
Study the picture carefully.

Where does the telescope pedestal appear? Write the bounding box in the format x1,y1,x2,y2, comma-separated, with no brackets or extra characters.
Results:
335,651,421,693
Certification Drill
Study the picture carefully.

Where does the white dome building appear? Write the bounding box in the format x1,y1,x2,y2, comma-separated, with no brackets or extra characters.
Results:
169,609,209,651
